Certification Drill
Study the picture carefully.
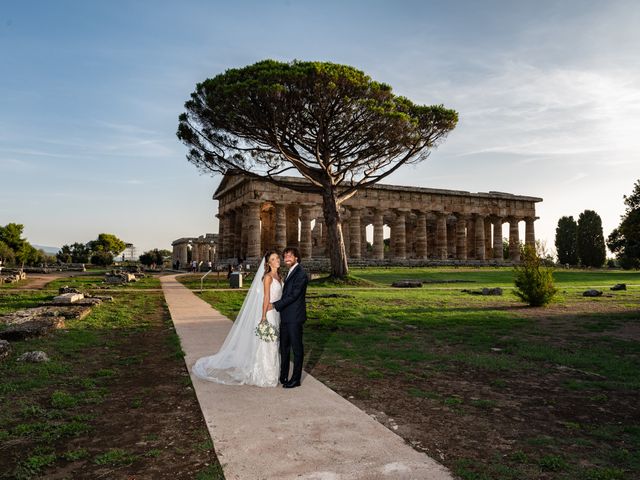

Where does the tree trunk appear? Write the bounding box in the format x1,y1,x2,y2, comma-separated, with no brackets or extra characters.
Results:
321,190,349,278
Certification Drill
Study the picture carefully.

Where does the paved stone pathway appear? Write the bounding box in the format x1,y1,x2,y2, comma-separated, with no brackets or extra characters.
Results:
160,274,452,480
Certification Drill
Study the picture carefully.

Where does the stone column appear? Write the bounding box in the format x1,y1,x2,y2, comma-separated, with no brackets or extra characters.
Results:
525,217,536,247
455,215,467,260
447,220,456,259
226,211,236,259
246,202,261,259
192,243,200,263
427,220,436,259
216,214,225,261
361,220,368,258
234,209,243,259
241,208,250,259
509,218,521,262
220,214,228,258
300,205,313,260
274,203,287,253
484,217,492,259
467,216,475,259
405,220,415,259
179,243,188,268
321,217,328,256
286,205,299,248
475,214,486,261
312,216,323,257
493,217,503,261
435,212,447,260
415,212,427,259
394,210,407,259
349,207,362,259
259,205,273,253
342,216,350,256
373,209,385,260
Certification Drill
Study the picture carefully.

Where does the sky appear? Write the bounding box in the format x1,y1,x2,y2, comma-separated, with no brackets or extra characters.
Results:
1,0,639,257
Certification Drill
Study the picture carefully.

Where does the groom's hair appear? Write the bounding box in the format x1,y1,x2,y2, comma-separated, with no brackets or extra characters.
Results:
283,246,301,263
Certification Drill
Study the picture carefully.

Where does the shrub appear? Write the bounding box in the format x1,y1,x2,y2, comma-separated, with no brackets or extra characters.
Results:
90,251,114,266
513,245,558,306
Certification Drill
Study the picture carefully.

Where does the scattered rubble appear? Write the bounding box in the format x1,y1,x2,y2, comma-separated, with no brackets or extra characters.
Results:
391,280,423,288
104,270,145,284
0,288,112,341
462,287,503,296
0,270,27,284
0,339,11,361
17,351,50,363
583,290,603,297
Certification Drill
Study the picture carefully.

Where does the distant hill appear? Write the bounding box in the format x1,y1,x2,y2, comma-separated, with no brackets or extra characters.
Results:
33,245,60,255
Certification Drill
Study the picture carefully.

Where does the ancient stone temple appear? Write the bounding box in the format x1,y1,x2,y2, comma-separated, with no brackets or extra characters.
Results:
171,234,217,268
211,174,542,265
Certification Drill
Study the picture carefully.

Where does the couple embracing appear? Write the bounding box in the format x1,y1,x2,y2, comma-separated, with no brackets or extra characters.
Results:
193,247,308,389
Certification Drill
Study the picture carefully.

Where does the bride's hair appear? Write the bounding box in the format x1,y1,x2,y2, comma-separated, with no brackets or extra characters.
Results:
262,249,280,280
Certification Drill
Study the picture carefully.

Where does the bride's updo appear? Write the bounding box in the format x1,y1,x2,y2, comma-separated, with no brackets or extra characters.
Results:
262,249,280,280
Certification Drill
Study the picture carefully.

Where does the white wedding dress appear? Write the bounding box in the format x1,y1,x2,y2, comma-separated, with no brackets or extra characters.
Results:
192,261,282,387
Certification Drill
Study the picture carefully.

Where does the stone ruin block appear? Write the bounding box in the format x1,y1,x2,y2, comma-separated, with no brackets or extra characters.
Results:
0,340,11,362
104,271,137,284
583,290,603,297
17,351,50,363
0,305,92,341
59,286,82,294
391,280,423,288
52,293,84,304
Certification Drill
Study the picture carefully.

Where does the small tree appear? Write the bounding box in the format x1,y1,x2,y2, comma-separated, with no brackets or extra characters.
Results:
577,210,606,267
513,245,558,307
57,242,91,264
87,233,126,257
90,251,115,267
0,240,15,265
555,216,578,265
607,179,640,269
139,249,170,267
0,223,27,254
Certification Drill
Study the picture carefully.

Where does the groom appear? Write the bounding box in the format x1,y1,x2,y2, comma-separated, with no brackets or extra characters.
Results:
271,247,308,388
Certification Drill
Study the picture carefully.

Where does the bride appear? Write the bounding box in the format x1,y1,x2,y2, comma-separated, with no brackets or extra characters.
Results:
192,250,283,387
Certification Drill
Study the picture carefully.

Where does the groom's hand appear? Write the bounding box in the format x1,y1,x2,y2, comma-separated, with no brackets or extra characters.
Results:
267,303,274,311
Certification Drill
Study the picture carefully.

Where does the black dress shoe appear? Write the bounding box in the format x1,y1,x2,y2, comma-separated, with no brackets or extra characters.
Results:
279,379,288,385
283,380,301,388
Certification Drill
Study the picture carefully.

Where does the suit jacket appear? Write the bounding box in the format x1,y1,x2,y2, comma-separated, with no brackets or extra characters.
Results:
273,263,308,324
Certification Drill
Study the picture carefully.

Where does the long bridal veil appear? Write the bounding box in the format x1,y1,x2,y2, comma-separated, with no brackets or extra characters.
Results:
192,261,266,385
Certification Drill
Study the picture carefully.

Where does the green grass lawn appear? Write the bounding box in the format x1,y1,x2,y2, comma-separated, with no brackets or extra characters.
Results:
47,273,162,290
0,275,223,479
176,272,235,290
195,266,640,480
349,266,640,288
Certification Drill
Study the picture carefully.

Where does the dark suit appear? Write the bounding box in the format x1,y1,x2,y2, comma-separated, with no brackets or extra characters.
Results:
273,263,308,384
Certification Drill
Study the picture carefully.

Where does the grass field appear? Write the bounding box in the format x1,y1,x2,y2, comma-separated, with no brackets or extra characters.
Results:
0,273,224,480
194,267,640,480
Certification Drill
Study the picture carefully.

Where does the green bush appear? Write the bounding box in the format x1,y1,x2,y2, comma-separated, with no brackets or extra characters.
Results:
513,245,558,306
90,251,114,267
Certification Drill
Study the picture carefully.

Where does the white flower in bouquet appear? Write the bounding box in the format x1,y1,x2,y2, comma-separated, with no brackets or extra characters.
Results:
255,321,279,342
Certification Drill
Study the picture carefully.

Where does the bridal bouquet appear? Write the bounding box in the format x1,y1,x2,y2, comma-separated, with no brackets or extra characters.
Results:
255,321,279,342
